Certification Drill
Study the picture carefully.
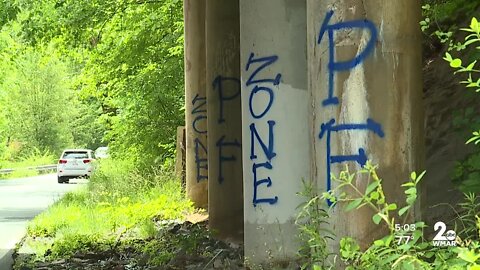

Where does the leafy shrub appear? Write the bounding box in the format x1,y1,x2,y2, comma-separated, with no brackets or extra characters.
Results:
26,158,193,260
297,163,480,269
296,179,335,269
443,17,480,193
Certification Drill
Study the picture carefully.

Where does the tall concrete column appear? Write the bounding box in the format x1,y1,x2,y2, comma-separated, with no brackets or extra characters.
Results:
241,0,309,266
307,0,424,250
206,0,243,241
175,126,186,183
184,0,208,209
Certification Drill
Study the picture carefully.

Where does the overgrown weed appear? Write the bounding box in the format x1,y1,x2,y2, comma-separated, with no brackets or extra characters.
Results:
297,163,480,269
25,158,193,261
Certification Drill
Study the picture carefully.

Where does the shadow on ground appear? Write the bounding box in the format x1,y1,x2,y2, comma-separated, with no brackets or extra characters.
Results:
0,248,14,270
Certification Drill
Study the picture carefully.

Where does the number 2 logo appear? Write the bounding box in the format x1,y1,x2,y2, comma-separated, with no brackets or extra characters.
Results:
433,221,456,241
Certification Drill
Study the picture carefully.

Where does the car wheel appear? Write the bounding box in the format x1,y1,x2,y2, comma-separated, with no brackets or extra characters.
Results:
57,176,64,184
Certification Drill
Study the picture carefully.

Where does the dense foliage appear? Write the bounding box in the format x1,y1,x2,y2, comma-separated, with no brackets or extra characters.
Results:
420,0,480,193
443,17,480,193
0,0,184,168
298,164,480,270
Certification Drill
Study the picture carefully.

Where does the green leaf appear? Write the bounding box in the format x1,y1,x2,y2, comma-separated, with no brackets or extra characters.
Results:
465,38,480,46
345,198,363,212
444,52,453,62
417,242,429,249
387,203,397,211
467,136,480,144
416,171,426,183
466,61,477,71
410,171,416,180
403,262,415,270
401,182,415,187
398,205,410,216
450,58,462,68
370,191,380,200
471,17,479,32
461,27,476,33
406,194,417,205
405,187,416,195
365,181,379,195
373,239,384,246
372,213,382,224
458,248,480,263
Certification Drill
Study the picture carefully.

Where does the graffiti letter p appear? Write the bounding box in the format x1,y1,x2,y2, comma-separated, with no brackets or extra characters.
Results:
318,10,378,106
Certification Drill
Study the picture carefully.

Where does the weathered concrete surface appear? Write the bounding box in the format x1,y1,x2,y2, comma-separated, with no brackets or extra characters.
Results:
206,0,244,241
175,126,186,183
240,0,309,266
307,0,424,251
184,0,208,209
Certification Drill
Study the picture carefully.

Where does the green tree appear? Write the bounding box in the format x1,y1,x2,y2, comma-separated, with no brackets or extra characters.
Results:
1,45,74,156
70,0,185,166
0,0,185,168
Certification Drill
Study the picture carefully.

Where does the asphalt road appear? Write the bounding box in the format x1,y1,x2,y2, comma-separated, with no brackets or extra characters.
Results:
0,174,84,270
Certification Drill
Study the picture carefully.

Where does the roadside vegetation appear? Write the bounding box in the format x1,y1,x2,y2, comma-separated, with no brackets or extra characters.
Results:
14,159,194,268
14,159,244,269
0,0,213,268
297,164,480,270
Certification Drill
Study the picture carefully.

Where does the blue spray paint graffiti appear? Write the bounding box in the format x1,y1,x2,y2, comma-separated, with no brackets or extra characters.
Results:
249,121,276,161
318,10,378,106
212,76,241,124
246,53,282,86
317,11,384,206
216,136,241,184
191,94,208,182
246,53,281,207
212,76,242,184
194,138,208,182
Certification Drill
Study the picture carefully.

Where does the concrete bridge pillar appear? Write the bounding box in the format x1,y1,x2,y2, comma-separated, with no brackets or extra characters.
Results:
206,0,244,241
307,0,424,250
184,0,208,209
240,0,310,266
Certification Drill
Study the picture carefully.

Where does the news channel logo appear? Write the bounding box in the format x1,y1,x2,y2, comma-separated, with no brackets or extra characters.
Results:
432,221,456,247
394,221,456,247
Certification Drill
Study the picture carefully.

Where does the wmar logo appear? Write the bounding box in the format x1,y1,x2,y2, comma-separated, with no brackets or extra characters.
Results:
432,221,457,247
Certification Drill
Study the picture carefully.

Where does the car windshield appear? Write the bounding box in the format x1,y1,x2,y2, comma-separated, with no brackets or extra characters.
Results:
63,152,88,159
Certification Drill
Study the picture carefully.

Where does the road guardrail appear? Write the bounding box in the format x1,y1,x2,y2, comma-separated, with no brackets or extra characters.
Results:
0,164,57,175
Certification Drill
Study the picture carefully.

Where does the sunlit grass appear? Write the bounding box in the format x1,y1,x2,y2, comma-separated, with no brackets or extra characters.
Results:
25,158,193,258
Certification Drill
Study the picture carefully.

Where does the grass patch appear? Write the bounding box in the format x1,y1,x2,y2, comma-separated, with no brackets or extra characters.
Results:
24,158,194,260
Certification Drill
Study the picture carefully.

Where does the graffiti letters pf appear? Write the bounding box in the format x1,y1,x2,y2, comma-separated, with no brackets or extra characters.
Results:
317,10,385,206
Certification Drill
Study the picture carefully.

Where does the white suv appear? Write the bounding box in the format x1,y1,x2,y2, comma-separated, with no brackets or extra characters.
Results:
57,149,95,184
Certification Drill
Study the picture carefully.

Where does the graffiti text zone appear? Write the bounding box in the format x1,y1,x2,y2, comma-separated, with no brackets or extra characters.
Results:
191,94,208,182
245,53,281,207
